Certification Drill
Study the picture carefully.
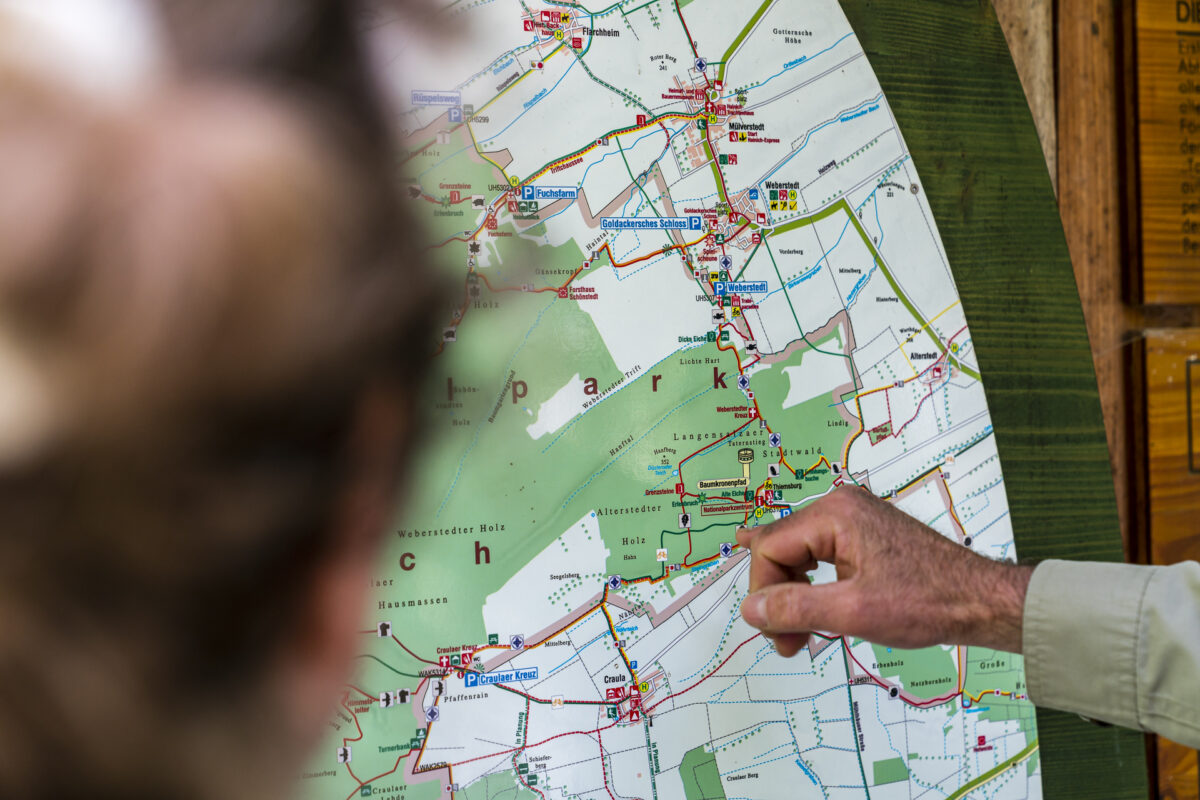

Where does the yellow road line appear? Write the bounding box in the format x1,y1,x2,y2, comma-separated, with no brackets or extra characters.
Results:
465,120,510,179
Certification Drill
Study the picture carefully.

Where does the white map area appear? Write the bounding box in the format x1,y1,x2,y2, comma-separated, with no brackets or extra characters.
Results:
482,512,610,637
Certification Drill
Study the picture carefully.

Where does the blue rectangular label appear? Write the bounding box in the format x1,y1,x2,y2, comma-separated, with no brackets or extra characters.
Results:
714,281,768,295
463,667,539,688
601,216,702,231
522,186,579,201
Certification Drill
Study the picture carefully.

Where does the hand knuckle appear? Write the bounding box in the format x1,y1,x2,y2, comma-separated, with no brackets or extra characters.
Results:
826,485,857,513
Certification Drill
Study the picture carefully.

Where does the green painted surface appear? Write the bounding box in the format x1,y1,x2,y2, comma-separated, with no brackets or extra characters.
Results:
872,757,909,786
679,745,727,800
869,644,958,701
964,648,1037,750
840,1,1148,797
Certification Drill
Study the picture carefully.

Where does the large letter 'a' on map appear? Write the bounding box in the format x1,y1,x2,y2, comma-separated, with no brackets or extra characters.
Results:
298,1,1042,799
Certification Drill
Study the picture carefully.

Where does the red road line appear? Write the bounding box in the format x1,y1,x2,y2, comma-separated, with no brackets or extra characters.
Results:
342,752,410,800
596,726,622,800
645,632,762,714
341,701,366,745
345,684,375,702
443,719,623,769
497,683,610,706
392,633,441,667
835,635,961,709
673,0,710,91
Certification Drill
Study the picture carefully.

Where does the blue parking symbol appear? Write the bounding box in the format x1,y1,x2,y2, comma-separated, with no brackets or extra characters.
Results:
689,216,702,230
448,107,463,123
748,188,759,201
522,185,535,200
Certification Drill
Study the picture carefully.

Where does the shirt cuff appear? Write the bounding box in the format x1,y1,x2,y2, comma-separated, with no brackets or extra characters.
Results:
1022,559,1155,731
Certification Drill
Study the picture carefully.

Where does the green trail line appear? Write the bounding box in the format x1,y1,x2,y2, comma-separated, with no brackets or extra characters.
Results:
355,654,424,679
642,720,660,800
766,197,844,238
773,198,980,381
591,521,744,585
621,0,658,17
543,0,657,19
545,0,623,16
659,521,738,549
946,739,1039,800
732,240,761,282
614,138,715,301
839,200,981,380
762,238,859,380
838,643,873,800
700,138,727,207
716,0,775,86
569,33,653,115
618,138,664,217
954,428,994,459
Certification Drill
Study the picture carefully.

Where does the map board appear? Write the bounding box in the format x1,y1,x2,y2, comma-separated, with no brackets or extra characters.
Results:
297,2,1043,798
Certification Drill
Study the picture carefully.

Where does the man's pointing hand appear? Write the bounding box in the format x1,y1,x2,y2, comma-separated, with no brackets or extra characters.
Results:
737,486,1032,656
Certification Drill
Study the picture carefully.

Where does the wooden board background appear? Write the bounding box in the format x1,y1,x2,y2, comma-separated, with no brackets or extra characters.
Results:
1138,0,1200,304
1146,331,1200,564
840,1,1150,797
1145,330,1200,800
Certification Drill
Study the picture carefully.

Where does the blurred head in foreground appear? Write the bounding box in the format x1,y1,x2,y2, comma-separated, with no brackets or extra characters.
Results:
0,1,437,796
